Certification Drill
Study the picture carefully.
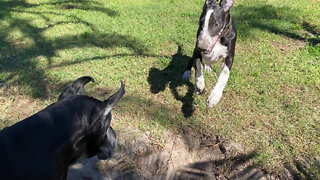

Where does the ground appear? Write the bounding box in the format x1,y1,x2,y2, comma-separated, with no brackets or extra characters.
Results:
67,125,319,179
0,0,319,179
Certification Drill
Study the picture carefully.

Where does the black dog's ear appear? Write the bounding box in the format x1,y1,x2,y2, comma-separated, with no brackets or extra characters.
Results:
58,76,95,101
102,81,125,116
220,0,233,12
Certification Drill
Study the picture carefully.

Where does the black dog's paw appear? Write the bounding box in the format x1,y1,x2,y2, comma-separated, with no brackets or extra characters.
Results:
195,88,206,95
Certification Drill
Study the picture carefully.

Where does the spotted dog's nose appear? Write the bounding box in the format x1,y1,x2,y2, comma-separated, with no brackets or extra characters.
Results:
197,37,209,53
197,47,207,52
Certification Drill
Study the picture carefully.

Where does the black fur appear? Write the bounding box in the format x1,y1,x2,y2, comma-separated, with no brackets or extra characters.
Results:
0,77,125,180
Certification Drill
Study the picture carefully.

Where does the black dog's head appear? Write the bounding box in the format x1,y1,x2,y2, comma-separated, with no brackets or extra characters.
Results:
93,82,125,160
58,76,125,162
197,0,233,54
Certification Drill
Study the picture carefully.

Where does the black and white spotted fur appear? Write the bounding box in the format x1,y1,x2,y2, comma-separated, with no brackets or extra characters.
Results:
183,0,237,107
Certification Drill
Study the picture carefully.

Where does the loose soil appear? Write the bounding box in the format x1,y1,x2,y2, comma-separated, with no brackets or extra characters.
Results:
67,126,314,180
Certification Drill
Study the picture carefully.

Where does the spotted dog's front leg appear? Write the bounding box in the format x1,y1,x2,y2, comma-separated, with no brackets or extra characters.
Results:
195,58,206,94
204,64,212,72
182,47,201,81
182,70,191,80
206,63,230,107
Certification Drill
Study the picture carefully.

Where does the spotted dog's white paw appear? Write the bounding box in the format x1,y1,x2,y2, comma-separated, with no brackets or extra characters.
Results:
206,92,222,107
204,65,212,72
182,70,191,81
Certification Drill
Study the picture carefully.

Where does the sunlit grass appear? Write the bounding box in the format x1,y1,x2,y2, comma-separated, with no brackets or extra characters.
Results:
0,0,319,176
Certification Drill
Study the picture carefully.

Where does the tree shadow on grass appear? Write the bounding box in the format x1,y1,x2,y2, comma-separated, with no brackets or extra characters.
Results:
302,22,320,47
169,152,265,180
233,4,320,47
0,0,118,19
0,0,145,99
147,45,195,118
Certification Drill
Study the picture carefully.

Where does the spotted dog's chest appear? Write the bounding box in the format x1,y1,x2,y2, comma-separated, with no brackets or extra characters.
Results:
201,41,228,65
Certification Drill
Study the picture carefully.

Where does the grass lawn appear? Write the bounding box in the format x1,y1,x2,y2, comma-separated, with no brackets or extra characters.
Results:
0,0,319,177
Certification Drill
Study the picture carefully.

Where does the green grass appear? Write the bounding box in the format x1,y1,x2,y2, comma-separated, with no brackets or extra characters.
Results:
0,0,319,177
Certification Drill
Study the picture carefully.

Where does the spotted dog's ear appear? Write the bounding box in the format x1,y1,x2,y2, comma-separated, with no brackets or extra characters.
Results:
58,76,95,101
220,0,233,12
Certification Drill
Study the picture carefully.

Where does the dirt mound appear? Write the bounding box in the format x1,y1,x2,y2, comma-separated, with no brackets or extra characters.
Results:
67,127,284,180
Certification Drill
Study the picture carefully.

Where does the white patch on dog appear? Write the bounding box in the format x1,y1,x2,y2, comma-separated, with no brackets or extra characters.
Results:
182,70,191,80
198,9,214,49
202,41,228,65
207,64,230,107
104,107,112,116
196,75,205,92
204,9,214,34
213,42,228,59
195,62,205,92
204,64,212,71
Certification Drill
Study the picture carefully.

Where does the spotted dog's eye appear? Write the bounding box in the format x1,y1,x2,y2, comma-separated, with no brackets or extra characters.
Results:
214,23,218,27
199,19,205,26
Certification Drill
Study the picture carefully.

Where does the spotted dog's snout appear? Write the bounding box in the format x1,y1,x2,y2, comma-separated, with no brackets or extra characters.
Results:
197,46,207,53
197,34,212,54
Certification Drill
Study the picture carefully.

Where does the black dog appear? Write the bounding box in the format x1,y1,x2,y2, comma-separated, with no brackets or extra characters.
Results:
183,0,237,107
0,76,125,180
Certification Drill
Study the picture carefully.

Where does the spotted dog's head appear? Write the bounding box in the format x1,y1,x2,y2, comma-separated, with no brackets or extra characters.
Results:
197,0,233,54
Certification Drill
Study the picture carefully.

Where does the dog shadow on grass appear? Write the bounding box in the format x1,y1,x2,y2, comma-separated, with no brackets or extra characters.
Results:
147,45,195,118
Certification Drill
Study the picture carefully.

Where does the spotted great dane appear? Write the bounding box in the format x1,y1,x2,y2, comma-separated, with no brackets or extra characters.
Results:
183,0,237,107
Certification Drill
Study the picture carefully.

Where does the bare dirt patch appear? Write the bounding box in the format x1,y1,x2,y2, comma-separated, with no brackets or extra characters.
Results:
0,87,43,128
270,38,306,53
68,125,308,180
